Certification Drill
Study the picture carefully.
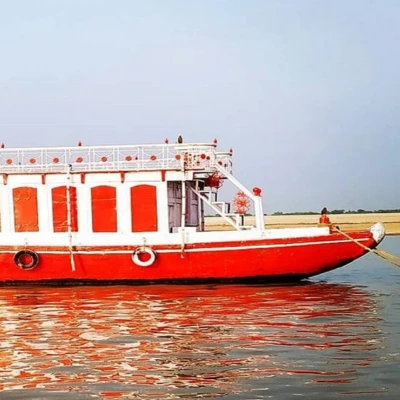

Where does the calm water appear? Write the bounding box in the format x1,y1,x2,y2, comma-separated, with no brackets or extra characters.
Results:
0,237,399,400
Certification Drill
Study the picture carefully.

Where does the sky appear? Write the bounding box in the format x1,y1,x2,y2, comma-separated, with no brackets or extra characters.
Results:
0,0,399,213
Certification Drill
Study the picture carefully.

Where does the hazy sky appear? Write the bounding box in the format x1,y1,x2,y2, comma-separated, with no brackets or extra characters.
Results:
0,0,399,213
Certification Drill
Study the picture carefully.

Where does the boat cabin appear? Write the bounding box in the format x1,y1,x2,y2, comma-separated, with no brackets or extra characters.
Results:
0,142,263,246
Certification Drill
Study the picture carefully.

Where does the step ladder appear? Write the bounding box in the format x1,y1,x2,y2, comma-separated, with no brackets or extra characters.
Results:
192,187,252,230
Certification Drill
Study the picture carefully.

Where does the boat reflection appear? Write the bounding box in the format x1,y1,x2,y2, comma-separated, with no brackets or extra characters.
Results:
0,282,384,398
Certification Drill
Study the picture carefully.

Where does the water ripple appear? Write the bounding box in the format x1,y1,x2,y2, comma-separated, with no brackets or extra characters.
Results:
0,281,398,399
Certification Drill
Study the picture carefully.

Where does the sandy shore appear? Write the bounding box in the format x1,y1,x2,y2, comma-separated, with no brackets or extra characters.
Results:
205,213,400,235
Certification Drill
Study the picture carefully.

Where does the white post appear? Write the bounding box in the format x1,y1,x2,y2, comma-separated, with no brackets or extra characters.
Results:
117,183,130,234
254,195,265,231
180,180,186,254
181,180,186,228
0,184,13,233
157,182,170,233
37,184,50,233
66,165,76,271
76,182,91,234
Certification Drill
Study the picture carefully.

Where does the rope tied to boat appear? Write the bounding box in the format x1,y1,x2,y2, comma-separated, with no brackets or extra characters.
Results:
332,226,400,268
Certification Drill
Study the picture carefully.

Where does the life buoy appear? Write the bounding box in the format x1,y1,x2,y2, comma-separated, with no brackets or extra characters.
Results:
14,250,40,270
132,247,157,267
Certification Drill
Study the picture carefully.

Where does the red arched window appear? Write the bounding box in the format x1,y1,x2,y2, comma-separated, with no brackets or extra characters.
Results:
13,187,39,232
131,185,158,232
52,186,78,232
91,186,117,232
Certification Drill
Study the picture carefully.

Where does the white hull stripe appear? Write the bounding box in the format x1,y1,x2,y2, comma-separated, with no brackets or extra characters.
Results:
0,238,370,255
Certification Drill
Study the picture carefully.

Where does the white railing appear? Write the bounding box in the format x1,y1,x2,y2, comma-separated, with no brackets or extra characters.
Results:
0,143,233,173
215,151,233,174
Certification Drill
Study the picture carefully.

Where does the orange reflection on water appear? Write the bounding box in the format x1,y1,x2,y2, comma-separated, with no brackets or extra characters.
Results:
0,282,385,398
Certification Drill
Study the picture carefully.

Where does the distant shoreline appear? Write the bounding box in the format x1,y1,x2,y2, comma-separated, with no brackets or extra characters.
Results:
205,212,400,236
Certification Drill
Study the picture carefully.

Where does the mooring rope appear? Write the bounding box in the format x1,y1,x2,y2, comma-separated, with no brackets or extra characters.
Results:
332,226,400,268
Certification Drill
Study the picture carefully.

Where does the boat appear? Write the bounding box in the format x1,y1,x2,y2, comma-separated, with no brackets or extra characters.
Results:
0,139,385,284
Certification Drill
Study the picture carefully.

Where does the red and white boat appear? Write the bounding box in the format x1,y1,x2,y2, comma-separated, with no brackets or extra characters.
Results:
0,140,385,284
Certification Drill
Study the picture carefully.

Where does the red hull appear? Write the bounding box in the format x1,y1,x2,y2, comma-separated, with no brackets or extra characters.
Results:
0,230,377,284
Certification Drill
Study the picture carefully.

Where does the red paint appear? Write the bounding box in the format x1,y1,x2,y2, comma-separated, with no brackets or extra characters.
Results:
319,215,331,224
91,186,117,232
13,187,39,232
253,187,262,196
52,186,78,232
130,185,158,232
0,230,377,282
0,230,375,253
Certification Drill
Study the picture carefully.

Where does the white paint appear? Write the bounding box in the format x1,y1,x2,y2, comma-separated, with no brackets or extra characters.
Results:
0,236,371,255
0,225,333,247
76,183,91,234
116,183,130,234
37,184,50,233
0,184,13,232
370,222,385,243
157,181,169,234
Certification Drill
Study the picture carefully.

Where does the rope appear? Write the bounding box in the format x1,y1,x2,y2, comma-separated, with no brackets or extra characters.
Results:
332,226,400,268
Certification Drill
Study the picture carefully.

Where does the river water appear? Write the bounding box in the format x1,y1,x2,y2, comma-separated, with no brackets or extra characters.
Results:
0,236,399,399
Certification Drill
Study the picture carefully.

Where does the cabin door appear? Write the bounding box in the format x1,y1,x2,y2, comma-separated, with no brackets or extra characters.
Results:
167,182,182,232
185,182,199,228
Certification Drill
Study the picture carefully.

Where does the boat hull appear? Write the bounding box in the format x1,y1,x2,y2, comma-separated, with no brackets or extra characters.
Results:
0,230,379,284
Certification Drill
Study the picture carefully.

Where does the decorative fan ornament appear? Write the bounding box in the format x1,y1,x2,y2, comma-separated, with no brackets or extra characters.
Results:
232,191,251,214
204,172,224,189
